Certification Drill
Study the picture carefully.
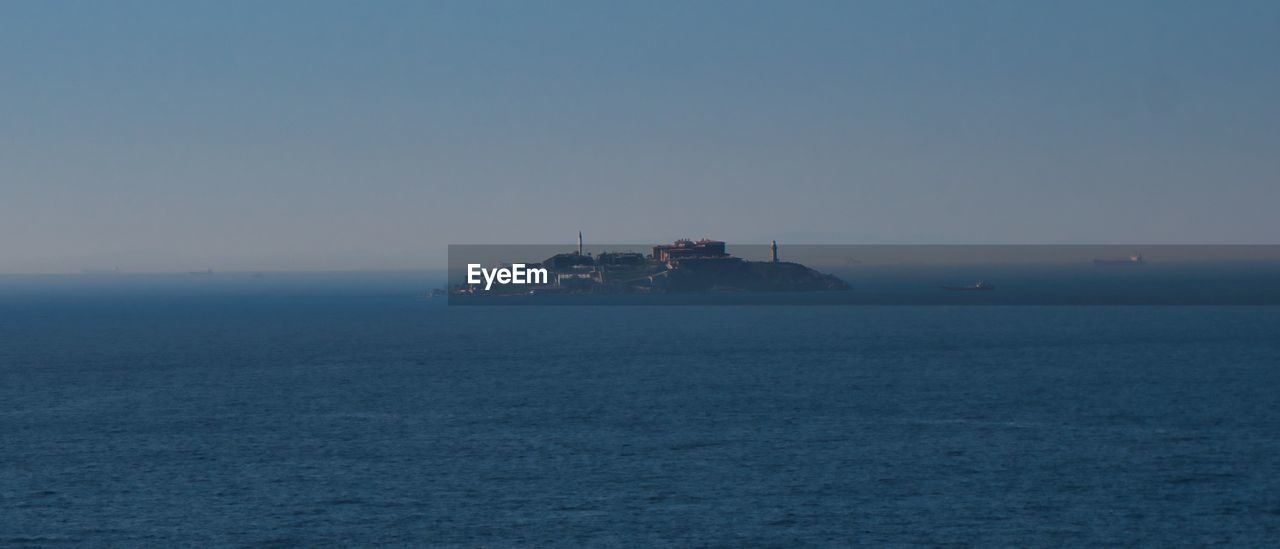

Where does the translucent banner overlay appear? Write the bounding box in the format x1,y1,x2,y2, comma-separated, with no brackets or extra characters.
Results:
446,244,1280,305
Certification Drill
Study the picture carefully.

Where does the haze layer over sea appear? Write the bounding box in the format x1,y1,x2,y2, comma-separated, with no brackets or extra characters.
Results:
2,272,1278,545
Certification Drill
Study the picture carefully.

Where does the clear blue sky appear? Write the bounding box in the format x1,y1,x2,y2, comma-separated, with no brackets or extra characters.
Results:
2,0,1278,272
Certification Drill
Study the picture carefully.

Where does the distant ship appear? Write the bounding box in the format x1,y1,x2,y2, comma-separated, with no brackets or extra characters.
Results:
189,269,214,276
942,281,994,291
1093,253,1145,266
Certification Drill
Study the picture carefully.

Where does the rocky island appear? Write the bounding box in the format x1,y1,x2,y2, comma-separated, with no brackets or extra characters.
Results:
453,235,848,296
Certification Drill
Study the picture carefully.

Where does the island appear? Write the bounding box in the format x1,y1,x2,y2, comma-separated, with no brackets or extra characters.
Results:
452,235,848,296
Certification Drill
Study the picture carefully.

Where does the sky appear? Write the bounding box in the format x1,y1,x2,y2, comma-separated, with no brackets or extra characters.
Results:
2,0,1278,272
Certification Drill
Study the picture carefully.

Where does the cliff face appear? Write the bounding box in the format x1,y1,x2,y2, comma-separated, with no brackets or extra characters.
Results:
664,260,848,293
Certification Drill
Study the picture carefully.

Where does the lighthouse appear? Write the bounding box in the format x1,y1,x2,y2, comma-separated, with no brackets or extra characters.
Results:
578,231,583,256
771,240,778,263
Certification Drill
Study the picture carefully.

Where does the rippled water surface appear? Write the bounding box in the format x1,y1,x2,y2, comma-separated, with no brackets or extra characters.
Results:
2,281,1279,545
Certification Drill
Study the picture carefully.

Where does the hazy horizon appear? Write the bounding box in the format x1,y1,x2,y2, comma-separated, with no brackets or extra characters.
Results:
4,1,1279,273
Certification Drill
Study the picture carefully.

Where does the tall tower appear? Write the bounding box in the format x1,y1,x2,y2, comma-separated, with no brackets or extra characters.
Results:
771,240,778,263
578,231,583,255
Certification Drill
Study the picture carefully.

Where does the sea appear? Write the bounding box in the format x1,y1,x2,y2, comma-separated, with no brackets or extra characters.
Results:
2,272,1279,546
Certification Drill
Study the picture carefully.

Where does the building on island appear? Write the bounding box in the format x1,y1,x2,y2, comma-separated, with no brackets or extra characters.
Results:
651,238,727,262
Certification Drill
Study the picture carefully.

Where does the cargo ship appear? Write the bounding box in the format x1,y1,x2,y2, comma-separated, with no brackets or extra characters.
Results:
1093,253,1144,266
942,281,994,291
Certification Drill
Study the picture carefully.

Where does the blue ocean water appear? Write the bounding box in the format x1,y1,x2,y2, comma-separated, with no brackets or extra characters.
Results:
2,274,1279,546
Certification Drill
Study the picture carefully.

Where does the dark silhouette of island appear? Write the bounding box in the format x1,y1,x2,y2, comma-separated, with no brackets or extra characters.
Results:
455,235,848,296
